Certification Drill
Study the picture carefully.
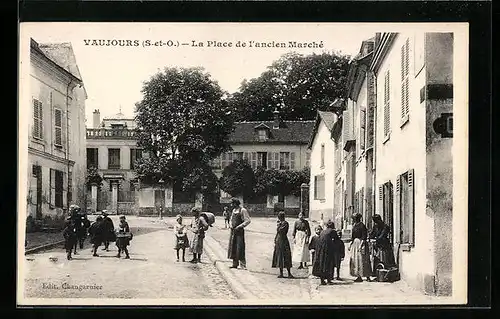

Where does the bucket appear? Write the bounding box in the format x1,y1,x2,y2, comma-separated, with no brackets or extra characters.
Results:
200,212,216,227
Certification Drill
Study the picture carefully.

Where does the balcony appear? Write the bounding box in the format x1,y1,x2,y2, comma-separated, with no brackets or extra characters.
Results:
86,128,136,139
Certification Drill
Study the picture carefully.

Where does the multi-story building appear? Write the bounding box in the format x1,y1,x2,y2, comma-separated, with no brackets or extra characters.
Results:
212,110,314,216
85,109,141,215
308,32,455,297
371,32,454,296
307,111,338,225
27,38,87,229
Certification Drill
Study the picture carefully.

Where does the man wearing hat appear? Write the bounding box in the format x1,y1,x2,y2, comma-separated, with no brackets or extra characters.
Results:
101,210,115,251
69,205,82,255
227,198,251,270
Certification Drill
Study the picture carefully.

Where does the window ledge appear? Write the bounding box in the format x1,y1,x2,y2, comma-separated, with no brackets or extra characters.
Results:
319,199,326,203
54,144,63,149
31,137,45,145
400,244,413,252
400,115,410,128
382,133,391,144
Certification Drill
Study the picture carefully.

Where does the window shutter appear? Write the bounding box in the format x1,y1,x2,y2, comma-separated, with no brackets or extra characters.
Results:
54,109,62,146
361,187,365,216
290,152,295,170
50,169,55,206
378,185,384,215
394,176,401,244
267,152,273,169
360,109,366,151
408,169,415,245
385,181,394,244
384,71,390,137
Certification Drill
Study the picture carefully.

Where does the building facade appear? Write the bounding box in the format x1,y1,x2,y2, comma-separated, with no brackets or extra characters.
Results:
212,110,314,216
27,38,87,229
371,32,454,296
85,109,141,215
307,32,454,296
308,111,338,225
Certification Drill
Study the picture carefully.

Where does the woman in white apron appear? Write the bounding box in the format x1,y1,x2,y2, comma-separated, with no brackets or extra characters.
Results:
292,211,311,269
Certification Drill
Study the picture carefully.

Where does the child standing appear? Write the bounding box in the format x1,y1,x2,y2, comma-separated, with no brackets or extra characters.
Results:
308,225,323,271
63,217,78,260
173,214,189,262
332,230,345,280
115,215,132,259
222,207,230,229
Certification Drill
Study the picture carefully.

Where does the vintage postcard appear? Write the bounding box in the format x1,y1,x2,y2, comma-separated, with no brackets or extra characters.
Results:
18,22,468,306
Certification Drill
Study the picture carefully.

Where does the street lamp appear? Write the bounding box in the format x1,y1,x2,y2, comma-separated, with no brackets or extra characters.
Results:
158,178,165,220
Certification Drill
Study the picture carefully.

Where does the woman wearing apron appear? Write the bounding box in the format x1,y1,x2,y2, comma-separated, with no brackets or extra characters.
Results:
292,211,311,269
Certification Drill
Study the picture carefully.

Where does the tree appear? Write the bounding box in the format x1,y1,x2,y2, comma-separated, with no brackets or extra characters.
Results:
134,67,235,191
229,52,351,121
219,159,255,199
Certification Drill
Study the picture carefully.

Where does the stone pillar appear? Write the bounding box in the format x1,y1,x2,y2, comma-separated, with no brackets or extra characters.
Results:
195,192,203,209
165,183,173,215
91,183,98,213
300,183,310,218
111,181,118,214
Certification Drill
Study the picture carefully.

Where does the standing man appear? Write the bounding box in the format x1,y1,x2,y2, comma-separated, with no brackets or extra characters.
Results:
227,198,251,270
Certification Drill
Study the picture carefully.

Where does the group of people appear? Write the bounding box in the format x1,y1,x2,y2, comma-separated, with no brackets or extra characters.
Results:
63,205,133,260
271,210,396,285
173,198,249,269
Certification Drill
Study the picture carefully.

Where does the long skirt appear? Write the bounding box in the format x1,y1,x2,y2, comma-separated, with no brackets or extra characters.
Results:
292,230,310,263
272,237,292,269
228,229,245,261
191,235,204,254
349,238,372,277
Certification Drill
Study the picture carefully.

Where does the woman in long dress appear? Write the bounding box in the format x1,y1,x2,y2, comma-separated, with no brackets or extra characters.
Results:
369,214,396,271
349,213,372,282
189,207,208,264
312,221,338,285
292,211,311,269
271,211,294,278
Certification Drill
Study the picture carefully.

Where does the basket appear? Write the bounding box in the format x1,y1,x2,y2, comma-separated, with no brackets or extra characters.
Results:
375,263,400,283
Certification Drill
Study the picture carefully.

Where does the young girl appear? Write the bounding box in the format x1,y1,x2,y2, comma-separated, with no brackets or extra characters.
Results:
115,215,132,259
308,225,322,273
173,214,189,262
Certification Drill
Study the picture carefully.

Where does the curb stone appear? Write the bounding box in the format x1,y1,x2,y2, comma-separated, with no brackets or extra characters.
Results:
25,240,65,255
203,237,256,300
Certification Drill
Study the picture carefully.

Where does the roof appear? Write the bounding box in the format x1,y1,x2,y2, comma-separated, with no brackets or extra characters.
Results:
229,120,314,144
31,38,82,83
31,38,87,98
307,110,338,149
37,42,83,80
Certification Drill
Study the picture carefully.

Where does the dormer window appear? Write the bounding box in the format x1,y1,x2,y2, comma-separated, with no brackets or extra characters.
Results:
254,123,270,142
258,129,268,141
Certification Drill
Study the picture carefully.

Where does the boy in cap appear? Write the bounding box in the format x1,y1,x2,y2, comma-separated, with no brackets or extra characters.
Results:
116,215,132,259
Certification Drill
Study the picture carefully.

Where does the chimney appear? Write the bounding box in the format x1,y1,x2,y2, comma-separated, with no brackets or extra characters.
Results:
273,109,281,129
93,109,101,128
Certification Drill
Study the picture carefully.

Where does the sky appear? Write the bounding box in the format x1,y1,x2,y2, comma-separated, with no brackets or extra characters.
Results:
20,22,464,125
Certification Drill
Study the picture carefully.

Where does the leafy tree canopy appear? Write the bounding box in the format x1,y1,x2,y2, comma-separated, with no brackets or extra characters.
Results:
219,159,256,199
134,67,235,191
229,52,351,121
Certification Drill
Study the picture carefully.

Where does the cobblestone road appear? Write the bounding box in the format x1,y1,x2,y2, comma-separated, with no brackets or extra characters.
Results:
22,216,236,301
